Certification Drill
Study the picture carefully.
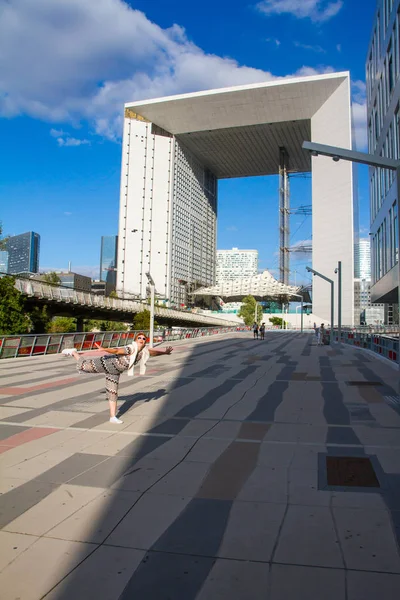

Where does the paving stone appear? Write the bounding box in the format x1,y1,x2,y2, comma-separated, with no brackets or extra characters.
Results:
217,501,286,561
184,437,232,463
273,505,343,568
44,545,144,600
257,442,295,468
34,452,110,484
0,479,58,529
0,537,94,600
289,467,332,506
195,558,270,599
150,461,211,497
3,484,104,536
68,456,131,488
112,458,178,492
107,492,191,550
333,506,400,573
0,424,29,441
0,531,39,572
347,570,400,600
269,564,346,599
46,489,140,544
237,466,288,504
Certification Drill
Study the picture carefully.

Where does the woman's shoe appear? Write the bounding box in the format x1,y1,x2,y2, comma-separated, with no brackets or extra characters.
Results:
62,348,77,356
110,416,123,424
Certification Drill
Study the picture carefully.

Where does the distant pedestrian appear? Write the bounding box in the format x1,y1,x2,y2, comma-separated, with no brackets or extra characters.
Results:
253,322,259,339
319,323,326,345
260,322,265,340
314,324,320,344
61,332,173,424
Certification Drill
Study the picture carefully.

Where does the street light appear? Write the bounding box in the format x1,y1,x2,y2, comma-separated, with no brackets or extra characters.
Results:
145,272,155,348
306,266,334,345
291,293,304,333
334,261,342,343
303,140,399,341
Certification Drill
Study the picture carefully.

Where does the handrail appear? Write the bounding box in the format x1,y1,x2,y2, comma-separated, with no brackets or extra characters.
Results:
0,326,251,359
333,329,399,364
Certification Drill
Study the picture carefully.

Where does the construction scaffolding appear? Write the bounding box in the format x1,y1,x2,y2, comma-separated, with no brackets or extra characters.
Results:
279,147,290,285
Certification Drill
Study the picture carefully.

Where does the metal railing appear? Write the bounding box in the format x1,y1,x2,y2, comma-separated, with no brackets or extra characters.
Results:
10,276,238,327
334,329,399,363
0,326,250,360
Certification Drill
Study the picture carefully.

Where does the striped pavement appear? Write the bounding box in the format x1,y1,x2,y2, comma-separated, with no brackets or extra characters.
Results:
0,331,399,599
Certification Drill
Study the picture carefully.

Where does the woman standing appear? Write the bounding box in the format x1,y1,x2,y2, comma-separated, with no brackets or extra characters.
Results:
62,332,173,424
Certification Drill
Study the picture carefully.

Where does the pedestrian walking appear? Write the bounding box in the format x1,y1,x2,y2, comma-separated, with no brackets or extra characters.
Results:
253,322,259,339
260,322,265,340
61,332,173,424
319,323,326,345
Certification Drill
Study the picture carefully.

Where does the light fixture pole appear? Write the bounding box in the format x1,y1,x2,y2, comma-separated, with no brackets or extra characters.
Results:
145,272,155,348
302,140,400,349
291,293,304,333
306,267,334,345
334,261,342,343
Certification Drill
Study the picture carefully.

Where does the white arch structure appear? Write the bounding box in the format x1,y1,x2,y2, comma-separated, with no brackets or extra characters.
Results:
118,72,355,325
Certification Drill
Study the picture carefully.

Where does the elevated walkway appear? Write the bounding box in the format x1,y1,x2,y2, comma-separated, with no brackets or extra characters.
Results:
12,276,238,326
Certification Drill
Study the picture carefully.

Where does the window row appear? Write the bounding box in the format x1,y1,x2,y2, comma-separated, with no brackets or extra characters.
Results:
371,200,398,282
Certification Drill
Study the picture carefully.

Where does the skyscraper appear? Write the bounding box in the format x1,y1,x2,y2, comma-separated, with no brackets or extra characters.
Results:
0,250,8,273
6,232,40,274
100,236,118,288
366,1,399,307
216,248,258,284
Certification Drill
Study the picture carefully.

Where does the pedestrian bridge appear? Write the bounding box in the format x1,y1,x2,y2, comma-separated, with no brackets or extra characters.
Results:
13,276,238,327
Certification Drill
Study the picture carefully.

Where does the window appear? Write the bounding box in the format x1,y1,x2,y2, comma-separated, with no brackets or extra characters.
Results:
393,200,399,265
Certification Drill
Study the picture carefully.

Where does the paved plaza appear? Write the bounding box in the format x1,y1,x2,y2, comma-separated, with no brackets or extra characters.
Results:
0,331,399,599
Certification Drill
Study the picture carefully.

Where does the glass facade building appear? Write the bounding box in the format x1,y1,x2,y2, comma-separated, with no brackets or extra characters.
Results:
0,250,9,273
100,236,118,287
6,232,40,274
366,0,399,307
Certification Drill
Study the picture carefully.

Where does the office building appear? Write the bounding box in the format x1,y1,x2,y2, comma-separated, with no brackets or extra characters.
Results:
6,232,40,274
216,248,258,284
354,238,372,279
100,236,118,288
118,72,355,322
366,0,399,308
58,272,92,292
0,250,8,273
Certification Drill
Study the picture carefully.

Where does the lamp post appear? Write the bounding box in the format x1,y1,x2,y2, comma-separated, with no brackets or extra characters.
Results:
306,267,334,345
302,140,400,343
291,293,304,333
334,261,342,343
145,272,155,349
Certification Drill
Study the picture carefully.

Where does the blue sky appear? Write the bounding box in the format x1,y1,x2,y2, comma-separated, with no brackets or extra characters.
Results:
0,0,377,284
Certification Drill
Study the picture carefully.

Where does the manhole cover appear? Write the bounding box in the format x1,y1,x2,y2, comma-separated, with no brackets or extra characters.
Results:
326,456,380,487
346,381,382,386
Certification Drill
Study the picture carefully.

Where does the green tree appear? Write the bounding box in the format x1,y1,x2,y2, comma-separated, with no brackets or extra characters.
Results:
0,276,31,335
108,290,118,299
42,272,61,285
269,316,287,328
47,317,77,333
84,319,128,332
238,296,263,326
29,305,51,334
132,309,159,330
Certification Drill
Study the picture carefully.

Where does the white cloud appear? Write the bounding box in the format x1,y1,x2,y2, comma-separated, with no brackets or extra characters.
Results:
50,128,65,137
57,136,90,147
226,225,238,231
351,80,367,151
64,211,72,216
257,0,343,22
266,37,281,46
336,43,342,52
0,0,337,141
294,41,326,53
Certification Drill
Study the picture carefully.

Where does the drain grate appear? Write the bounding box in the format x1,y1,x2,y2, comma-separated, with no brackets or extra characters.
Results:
346,381,382,386
326,456,380,487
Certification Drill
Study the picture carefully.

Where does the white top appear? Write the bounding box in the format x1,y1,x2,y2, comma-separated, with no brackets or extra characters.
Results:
126,341,150,377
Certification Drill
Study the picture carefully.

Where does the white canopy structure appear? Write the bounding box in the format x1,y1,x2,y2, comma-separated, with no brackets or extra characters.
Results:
192,270,303,302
